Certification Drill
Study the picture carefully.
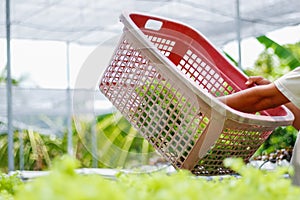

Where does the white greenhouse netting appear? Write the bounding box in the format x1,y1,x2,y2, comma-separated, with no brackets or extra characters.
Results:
0,0,300,46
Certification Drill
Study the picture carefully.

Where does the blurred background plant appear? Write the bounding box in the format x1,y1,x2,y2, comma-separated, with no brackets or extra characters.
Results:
0,67,28,86
245,36,300,80
0,113,156,172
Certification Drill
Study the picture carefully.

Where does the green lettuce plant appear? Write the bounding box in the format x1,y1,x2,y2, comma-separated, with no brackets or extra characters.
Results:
10,156,300,200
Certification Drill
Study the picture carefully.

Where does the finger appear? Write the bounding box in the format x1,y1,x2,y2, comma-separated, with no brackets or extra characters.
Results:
245,76,260,85
245,80,253,85
245,76,267,85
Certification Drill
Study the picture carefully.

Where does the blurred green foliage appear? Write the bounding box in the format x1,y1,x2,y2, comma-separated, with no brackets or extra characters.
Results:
1,156,298,200
0,113,155,172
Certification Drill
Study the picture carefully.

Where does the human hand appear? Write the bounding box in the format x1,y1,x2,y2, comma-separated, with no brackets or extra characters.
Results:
245,76,271,86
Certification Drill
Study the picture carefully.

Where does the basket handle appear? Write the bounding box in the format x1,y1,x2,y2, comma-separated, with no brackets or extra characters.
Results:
144,19,163,31
124,13,167,31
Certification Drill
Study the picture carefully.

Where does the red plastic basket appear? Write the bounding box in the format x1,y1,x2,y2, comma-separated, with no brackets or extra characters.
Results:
99,12,294,175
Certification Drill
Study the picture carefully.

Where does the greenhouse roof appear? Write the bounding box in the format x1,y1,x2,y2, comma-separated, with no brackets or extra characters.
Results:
1,0,300,46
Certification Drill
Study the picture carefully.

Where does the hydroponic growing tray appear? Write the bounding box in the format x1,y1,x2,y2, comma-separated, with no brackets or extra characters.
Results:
99,12,294,175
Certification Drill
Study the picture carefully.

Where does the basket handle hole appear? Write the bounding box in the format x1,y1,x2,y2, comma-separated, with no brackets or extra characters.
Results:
145,19,163,31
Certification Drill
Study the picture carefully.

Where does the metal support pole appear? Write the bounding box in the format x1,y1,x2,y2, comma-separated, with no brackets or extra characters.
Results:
66,42,73,156
235,0,242,69
6,0,14,171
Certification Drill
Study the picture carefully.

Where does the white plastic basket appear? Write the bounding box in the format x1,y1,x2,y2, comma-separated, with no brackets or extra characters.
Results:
99,12,294,175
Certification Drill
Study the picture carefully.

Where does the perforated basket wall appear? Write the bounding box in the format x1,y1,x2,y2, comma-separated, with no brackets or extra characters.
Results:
99,12,294,175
